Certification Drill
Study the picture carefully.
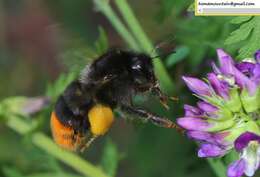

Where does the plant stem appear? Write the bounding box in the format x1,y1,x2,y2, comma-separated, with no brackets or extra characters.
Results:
33,133,108,177
114,0,175,93
6,115,109,177
114,0,152,52
93,0,139,51
207,158,227,177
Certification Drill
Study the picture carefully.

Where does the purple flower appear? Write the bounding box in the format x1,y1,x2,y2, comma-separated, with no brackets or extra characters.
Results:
211,62,221,74
187,130,230,146
252,64,260,85
177,117,212,131
217,49,235,75
178,49,260,177
227,132,260,177
233,66,257,96
235,62,255,77
207,72,230,100
184,104,202,117
197,101,218,116
22,97,50,115
216,49,257,96
234,132,260,151
254,50,260,63
198,143,227,157
227,159,246,177
182,76,212,96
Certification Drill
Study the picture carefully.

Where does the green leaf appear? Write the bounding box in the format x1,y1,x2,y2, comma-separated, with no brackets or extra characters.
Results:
165,45,190,67
46,72,76,100
225,16,260,59
230,16,252,24
28,173,82,177
2,167,25,177
224,150,239,165
156,0,190,21
94,27,109,55
156,0,175,21
176,16,231,67
187,2,195,11
100,139,120,177
225,18,254,45
0,97,28,117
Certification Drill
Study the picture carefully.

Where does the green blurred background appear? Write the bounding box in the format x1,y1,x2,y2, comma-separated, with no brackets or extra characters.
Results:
0,0,257,177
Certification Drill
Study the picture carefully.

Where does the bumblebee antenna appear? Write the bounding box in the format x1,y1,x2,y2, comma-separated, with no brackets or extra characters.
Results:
150,35,176,59
151,49,176,59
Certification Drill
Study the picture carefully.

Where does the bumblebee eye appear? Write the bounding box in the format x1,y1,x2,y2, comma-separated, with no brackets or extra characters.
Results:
132,64,142,70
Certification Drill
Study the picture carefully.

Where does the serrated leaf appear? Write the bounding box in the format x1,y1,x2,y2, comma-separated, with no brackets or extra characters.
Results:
230,16,252,24
94,27,109,55
225,16,260,59
224,20,254,45
100,139,119,177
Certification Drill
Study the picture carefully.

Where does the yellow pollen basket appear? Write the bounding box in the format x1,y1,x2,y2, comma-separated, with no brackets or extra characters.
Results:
88,104,114,136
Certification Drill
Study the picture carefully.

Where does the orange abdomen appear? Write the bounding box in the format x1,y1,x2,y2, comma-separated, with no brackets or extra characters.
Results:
50,112,77,151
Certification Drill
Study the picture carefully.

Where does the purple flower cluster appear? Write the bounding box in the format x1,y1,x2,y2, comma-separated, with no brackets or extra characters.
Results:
177,49,260,177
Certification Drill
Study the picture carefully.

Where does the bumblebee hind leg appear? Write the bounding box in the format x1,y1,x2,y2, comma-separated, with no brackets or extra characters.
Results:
72,131,98,152
79,135,98,153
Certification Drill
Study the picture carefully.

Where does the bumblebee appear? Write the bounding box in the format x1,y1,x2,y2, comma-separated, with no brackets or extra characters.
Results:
50,49,177,152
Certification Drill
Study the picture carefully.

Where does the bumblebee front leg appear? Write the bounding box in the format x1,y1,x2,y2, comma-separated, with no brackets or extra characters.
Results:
121,105,178,129
151,83,178,110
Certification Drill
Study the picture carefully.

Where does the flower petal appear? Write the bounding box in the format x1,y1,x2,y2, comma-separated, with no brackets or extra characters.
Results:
211,62,221,74
177,117,212,131
197,101,218,114
227,159,246,177
216,49,257,95
242,143,260,177
184,104,202,117
22,97,50,115
254,50,260,63
207,72,229,99
252,64,260,85
187,130,213,142
187,130,229,145
198,143,226,157
235,62,255,77
233,67,257,95
217,48,235,75
234,132,260,152
182,76,212,96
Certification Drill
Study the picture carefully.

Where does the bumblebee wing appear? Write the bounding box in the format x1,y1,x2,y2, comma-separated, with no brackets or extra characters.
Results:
62,81,93,117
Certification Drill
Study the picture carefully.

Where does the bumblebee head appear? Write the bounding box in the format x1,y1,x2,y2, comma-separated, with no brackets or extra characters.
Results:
129,53,156,90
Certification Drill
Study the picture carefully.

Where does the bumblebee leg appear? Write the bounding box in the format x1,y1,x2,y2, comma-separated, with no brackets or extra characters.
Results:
121,105,180,129
151,83,178,110
79,134,98,153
